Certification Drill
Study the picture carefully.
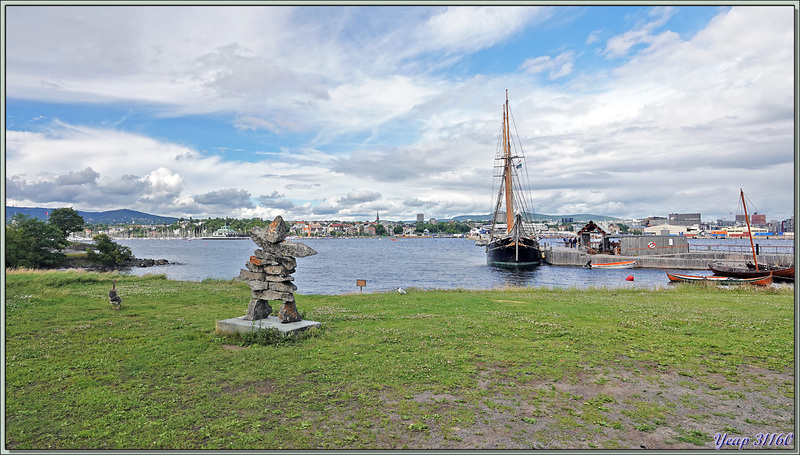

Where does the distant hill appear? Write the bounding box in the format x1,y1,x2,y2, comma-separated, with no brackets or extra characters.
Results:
450,213,621,223
5,207,179,225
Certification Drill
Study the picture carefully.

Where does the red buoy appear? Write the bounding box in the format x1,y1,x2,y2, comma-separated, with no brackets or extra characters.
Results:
626,275,634,281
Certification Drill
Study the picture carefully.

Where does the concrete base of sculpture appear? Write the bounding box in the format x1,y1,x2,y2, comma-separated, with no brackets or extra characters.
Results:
215,315,321,337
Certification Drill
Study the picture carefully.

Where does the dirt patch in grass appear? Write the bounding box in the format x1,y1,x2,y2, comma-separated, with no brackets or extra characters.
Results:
221,344,248,351
411,391,459,404
386,361,795,450
219,378,278,395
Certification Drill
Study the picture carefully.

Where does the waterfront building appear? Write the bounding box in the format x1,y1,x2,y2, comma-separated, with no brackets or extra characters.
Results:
643,216,668,226
751,213,767,226
668,213,701,226
725,226,769,238
643,224,699,236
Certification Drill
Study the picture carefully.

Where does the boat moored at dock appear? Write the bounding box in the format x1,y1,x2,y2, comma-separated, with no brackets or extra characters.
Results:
202,225,250,240
585,260,637,269
485,91,541,267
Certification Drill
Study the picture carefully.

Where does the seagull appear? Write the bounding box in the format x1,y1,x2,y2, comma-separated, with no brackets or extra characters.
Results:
397,287,408,294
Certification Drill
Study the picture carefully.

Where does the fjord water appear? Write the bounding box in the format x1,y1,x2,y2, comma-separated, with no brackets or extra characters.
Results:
112,237,770,295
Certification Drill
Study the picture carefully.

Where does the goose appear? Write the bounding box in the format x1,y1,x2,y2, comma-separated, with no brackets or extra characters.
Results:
109,280,122,310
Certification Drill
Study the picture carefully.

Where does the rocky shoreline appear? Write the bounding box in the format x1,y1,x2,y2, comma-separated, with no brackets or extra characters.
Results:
60,242,174,272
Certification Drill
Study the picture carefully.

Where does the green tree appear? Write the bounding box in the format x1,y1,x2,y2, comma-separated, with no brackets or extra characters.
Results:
393,225,404,235
374,224,387,236
5,214,68,268
86,234,134,265
48,207,85,238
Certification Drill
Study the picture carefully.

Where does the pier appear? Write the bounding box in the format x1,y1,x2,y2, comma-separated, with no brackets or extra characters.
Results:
543,246,794,270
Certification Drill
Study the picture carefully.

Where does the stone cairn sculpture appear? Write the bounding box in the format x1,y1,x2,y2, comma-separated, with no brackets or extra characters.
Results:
238,215,317,323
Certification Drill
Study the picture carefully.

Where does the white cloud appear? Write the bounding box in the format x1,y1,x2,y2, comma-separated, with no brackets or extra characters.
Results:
585,29,602,45
602,6,676,58
520,51,575,80
4,6,794,221
419,6,547,54
143,168,184,201
338,190,382,206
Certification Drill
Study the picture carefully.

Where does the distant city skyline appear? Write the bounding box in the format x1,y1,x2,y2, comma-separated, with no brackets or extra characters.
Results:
4,4,796,221
5,205,792,228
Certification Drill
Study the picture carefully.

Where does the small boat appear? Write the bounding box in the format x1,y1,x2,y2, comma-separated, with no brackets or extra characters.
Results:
666,271,773,286
585,260,637,269
709,262,794,280
485,91,541,267
771,267,795,281
202,224,250,240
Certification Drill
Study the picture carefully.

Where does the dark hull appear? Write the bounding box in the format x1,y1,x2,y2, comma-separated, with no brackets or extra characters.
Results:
709,263,794,281
486,237,541,267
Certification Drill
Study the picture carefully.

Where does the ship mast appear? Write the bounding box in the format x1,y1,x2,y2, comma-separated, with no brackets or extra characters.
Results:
741,189,758,270
503,90,514,234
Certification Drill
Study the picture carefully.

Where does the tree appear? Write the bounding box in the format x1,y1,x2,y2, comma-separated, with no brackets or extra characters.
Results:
393,225,404,235
48,207,85,238
5,214,68,268
374,224,387,236
86,234,134,265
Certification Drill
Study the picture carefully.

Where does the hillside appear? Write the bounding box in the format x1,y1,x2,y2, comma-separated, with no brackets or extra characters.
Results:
5,207,179,225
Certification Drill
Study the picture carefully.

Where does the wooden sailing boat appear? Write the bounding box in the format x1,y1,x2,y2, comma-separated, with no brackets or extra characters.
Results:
708,189,793,280
666,271,773,286
486,91,541,267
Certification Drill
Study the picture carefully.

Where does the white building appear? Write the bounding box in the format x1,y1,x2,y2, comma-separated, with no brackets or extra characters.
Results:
643,224,699,236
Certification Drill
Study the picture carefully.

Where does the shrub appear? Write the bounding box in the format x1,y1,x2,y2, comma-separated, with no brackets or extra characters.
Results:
5,214,68,268
47,207,85,238
86,234,134,265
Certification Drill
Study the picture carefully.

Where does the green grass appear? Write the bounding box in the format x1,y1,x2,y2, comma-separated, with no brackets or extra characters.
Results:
4,269,795,449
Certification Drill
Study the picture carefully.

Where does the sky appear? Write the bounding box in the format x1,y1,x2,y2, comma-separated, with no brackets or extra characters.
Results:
3,3,797,223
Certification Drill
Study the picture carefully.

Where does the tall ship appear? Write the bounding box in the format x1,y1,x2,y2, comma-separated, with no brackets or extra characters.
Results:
486,90,542,267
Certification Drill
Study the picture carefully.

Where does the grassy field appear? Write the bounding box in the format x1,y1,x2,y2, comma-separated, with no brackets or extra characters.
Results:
4,269,795,450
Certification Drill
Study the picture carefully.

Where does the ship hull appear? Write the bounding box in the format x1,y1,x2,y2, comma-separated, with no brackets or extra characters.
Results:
486,237,541,267
709,262,794,280
667,271,773,286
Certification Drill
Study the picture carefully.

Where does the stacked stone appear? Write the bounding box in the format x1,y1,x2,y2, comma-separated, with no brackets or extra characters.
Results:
238,215,317,323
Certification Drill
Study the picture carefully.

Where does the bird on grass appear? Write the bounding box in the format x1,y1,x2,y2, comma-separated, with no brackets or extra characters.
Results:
397,287,408,294
109,280,122,310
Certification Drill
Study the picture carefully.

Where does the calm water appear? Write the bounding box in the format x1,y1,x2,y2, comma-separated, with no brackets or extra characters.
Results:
111,237,794,295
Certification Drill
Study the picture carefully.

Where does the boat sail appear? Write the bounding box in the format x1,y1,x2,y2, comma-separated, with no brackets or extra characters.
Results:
486,91,542,267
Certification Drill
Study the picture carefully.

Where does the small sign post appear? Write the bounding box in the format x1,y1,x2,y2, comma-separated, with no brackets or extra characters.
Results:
356,279,366,293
